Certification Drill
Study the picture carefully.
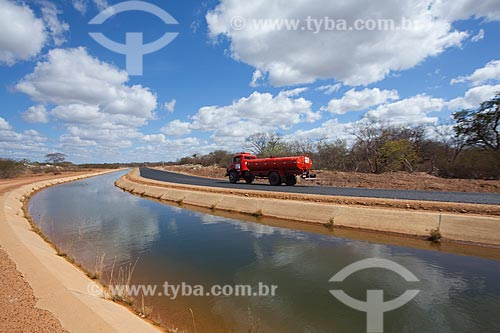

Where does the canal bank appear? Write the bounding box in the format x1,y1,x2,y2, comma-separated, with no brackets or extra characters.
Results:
0,170,162,333
117,168,500,247
28,168,500,332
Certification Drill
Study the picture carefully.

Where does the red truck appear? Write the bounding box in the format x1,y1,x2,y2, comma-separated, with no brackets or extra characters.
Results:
226,152,316,186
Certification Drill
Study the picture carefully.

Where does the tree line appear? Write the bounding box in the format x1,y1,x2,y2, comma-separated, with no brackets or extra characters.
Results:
176,93,500,179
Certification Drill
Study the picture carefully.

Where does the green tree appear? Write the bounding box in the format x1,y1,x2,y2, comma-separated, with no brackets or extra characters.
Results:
379,139,419,172
453,93,500,151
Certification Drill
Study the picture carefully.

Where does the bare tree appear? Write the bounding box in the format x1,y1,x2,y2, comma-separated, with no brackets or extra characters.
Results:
246,132,287,156
45,153,67,167
288,138,315,155
351,117,385,173
432,123,466,164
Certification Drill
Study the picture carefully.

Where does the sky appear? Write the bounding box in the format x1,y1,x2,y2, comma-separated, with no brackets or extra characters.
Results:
0,0,499,163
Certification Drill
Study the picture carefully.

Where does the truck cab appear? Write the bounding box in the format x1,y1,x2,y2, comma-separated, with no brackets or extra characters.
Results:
226,153,257,183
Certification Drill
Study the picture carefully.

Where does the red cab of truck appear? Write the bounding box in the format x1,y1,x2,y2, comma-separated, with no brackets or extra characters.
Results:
226,152,316,186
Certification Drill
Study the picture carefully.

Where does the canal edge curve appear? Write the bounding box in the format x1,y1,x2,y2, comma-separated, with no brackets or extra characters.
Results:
0,169,162,333
117,168,500,248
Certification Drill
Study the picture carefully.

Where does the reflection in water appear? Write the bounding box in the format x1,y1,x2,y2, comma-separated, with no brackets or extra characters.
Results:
29,172,161,268
29,171,500,333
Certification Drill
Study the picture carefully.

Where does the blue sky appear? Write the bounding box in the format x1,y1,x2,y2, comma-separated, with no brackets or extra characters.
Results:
0,0,499,163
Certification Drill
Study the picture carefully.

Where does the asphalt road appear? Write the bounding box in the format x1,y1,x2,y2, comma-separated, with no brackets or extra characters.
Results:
139,167,500,205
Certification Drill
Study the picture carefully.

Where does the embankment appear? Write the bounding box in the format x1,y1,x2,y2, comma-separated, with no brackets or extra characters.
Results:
0,170,161,333
116,168,500,247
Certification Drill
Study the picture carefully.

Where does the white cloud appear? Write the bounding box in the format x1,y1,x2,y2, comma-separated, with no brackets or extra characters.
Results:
325,88,399,114
286,118,356,143
207,0,473,86
0,117,47,158
451,60,500,86
39,0,69,46
471,29,485,43
16,47,157,123
164,99,177,113
0,0,46,66
316,83,342,95
51,104,101,124
22,105,49,123
280,87,308,97
430,0,500,21
72,0,87,14
72,0,109,14
161,120,192,136
0,117,11,130
92,0,109,11
189,90,320,144
366,94,445,124
250,70,264,87
134,137,204,162
447,84,500,110
16,47,158,155
142,134,167,144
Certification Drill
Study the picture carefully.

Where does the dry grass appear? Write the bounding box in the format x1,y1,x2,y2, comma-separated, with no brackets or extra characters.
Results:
189,308,197,333
90,253,106,280
139,295,154,318
247,307,261,333
107,258,138,305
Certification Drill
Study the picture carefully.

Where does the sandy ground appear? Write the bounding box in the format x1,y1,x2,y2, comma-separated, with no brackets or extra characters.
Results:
0,247,67,333
162,165,500,193
0,172,96,333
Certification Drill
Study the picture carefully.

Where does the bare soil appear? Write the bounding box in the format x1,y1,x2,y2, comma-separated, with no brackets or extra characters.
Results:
0,171,106,333
162,165,500,193
0,247,67,333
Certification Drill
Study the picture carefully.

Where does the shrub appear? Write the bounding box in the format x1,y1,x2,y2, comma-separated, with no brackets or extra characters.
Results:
0,159,26,179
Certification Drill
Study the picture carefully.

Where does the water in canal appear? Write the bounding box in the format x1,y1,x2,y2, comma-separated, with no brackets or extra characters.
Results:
28,171,500,333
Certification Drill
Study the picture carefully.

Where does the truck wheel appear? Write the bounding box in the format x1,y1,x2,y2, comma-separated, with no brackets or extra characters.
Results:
268,172,281,186
285,175,297,186
229,170,239,183
244,175,255,184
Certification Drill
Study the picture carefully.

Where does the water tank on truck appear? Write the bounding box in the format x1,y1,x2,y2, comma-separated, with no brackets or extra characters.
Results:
225,152,316,186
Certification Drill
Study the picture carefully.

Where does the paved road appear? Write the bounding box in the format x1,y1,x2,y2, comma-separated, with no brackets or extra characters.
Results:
139,168,500,205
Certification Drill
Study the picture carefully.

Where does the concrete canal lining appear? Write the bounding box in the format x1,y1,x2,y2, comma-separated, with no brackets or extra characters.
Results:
0,170,162,333
116,169,500,247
